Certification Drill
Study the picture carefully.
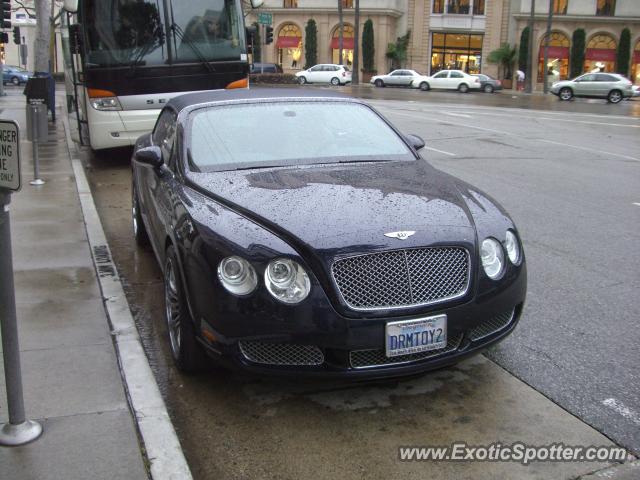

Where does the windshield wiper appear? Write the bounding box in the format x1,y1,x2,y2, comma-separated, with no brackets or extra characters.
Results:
167,0,215,73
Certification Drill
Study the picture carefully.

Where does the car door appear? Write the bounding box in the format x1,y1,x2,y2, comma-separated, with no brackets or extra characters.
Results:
430,70,449,89
595,73,617,97
306,65,322,82
138,108,178,251
385,70,400,85
573,74,597,96
397,70,414,86
448,71,465,89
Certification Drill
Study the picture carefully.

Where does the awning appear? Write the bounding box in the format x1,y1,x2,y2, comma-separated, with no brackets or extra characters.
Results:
331,37,354,49
538,46,569,59
276,36,301,48
585,48,616,62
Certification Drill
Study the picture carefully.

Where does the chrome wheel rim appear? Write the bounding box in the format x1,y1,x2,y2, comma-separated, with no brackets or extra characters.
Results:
12,77,19,85
560,89,571,100
485,85,493,93
610,92,621,103
331,78,339,85
460,85,468,92
165,259,181,358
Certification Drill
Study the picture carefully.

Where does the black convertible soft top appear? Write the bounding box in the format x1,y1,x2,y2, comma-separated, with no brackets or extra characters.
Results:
167,88,350,113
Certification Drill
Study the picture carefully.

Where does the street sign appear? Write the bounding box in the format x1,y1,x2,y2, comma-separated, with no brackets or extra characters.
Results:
0,120,20,192
257,12,272,25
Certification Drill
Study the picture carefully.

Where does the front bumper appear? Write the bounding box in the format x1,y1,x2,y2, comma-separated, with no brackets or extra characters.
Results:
197,264,526,379
86,105,160,150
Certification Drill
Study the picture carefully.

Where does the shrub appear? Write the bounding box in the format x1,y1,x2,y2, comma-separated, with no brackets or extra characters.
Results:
304,19,317,69
362,19,375,72
571,29,586,78
616,28,631,76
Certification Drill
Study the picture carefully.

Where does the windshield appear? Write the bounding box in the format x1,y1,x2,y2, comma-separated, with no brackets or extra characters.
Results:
82,0,245,67
189,101,414,172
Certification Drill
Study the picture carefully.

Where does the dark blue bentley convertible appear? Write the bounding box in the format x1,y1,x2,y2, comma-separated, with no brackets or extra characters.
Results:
131,89,526,378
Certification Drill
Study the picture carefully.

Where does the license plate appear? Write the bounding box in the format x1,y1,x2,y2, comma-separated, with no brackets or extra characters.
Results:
385,315,447,357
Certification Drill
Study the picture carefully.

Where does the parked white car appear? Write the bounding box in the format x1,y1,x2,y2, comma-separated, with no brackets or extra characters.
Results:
296,64,352,86
370,69,422,88
411,69,481,92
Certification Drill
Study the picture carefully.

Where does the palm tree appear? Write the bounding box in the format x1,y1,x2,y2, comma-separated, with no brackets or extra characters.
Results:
487,43,517,80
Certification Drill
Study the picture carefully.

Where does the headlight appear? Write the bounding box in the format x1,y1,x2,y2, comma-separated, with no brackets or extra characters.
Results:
505,230,521,265
217,256,257,296
90,96,123,111
264,258,310,304
481,238,504,280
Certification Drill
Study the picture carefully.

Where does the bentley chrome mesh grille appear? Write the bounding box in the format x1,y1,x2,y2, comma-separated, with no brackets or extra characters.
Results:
332,247,470,310
239,341,324,366
349,333,463,369
468,309,516,341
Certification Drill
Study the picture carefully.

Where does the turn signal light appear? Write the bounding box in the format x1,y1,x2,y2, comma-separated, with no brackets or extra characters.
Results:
225,78,248,89
88,88,116,98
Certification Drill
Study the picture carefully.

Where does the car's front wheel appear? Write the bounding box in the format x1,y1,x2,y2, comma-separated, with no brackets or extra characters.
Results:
607,89,623,104
164,245,209,372
374,79,384,87
298,76,307,85
132,181,149,247
559,87,573,101
11,76,19,86
484,84,494,93
419,82,430,91
458,83,469,93
330,77,340,86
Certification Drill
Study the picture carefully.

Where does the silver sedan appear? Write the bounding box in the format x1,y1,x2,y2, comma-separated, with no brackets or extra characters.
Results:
370,70,422,88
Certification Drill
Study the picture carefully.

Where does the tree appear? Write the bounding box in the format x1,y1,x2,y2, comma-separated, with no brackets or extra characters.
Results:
362,19,374,73
487,43,517,79
337,0,344,66
386,30,410,70
304,19,317,69
616,28,631,77
352,0,360,83
518,27,529,73
570,28,586,78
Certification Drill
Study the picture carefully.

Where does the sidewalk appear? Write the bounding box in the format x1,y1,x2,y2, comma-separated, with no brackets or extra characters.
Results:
0,89,148,478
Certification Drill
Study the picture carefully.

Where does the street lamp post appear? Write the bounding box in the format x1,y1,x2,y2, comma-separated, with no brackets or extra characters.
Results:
543,0,554,94
525,0,536,93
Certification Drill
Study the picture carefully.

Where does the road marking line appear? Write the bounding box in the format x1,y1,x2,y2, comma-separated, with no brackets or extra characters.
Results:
633,202,640,207
539,139,640,162
452,111,640,128
444,112,472,119
424,146,456,156
602,398,640,426
63,116,193,480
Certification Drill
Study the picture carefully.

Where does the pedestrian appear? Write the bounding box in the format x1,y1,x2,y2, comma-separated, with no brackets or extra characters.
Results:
516,69,525,91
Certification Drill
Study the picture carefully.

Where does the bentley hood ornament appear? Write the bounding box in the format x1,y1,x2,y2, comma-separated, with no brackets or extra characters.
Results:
384,231,416,240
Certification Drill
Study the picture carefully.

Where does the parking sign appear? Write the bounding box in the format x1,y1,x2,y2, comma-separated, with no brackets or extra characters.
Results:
0,120,20,192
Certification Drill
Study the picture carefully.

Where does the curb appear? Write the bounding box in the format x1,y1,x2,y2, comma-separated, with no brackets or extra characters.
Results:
61,117,192,480
577,460,640,480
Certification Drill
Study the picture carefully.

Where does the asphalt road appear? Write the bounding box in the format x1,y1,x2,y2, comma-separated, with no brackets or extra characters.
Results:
78,88,640,478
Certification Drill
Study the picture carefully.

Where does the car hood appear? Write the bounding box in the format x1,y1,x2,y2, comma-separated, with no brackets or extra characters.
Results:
186,160,477,256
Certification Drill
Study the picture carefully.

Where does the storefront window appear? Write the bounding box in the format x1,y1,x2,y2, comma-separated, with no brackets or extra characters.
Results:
447,0,470,14
596,0,615,16
342,0,353,8
276,23,302,69
433,0,445,13
538,32,570,82
584,34,617,74
283,0,297,7
431,33,483,74
331,24,354,66
473,0,485,15
632,40,640,84
553,0,567,14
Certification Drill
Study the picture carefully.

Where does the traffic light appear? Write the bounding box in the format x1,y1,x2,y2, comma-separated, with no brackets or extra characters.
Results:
265,26,273,45
0,32,8,44
1,0,11,29
12,26,20,44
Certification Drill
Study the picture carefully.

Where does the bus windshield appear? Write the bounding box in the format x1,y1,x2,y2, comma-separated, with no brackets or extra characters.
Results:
82,0,245,68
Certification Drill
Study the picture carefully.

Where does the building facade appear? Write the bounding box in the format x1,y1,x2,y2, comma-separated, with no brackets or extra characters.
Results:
510,0,640,86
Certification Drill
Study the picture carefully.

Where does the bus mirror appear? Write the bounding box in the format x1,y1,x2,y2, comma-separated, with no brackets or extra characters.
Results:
69,24,82,53
63,0,78,12
250,0,264,8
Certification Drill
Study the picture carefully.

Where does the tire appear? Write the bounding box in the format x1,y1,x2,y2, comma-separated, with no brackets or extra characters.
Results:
607,89,623,104
559,87,573,101
374,79,384,87
298,76,307,85
419,81,430,91
330,77,340,86
164,245,209,373
484,84,494,93
11,76,19,86
132,180,150,247
458,83,469,93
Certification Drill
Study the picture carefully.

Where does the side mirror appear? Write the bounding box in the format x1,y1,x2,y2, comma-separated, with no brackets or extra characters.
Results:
250,0,264,7
135,146,163,168
406,134,425,151
63,0,79,12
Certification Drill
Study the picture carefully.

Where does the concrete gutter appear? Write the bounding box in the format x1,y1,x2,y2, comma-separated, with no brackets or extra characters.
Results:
62,116,192,480
578,460,640,480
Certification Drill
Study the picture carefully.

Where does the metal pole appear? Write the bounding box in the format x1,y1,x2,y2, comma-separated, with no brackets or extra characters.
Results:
0,63,4,97
29,103,45,186
543,0,554,94
525,0,536,93
0,192,43,446
352,0,360,85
